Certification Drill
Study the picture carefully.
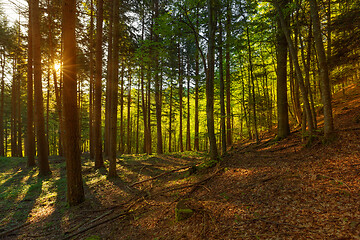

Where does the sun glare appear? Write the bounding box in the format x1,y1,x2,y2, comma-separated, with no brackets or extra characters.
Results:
54,63,61,71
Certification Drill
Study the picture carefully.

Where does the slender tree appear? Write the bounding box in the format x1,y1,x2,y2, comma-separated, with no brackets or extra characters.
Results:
207,0,219,160
33,0,51,176
94,0,104,169
27,0,35,166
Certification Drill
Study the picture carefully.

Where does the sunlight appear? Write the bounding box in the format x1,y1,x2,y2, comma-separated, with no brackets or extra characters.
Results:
54,62,61,72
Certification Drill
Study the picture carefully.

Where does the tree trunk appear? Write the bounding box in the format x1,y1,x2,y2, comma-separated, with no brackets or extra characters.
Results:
94,0,104,169
33,0,51,176
207,0,219,160
89,0,94,159
127,68,132,154
246,27,259,143
219,21,226,154
186,59,191,151
26,1,35,165
274,0,314,137
178,43,184,152
225,0,232,146
108,0,120,178
0,53,5,157
276,0,290,139
309,0,334,139
62,0,85,206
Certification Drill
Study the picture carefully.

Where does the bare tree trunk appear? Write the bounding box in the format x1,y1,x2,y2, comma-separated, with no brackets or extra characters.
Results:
207,0,219,160
246,27,259,143
219,21,226,154
0,53,5,157
274,0,314,137
127,68,132,154
33,0,51,176
309,0,334,139
89,0,94,159
225,0,232,146
26,1,35,165
276,0,290,139
62,0,85,205
178,42,184,152
108,0,120,178
186,59,191,151
94,0,104,169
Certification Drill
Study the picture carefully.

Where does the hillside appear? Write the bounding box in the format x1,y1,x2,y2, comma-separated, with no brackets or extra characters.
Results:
1,84,360,239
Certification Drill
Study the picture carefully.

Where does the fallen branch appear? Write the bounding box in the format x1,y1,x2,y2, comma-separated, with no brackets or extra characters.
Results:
129,165,194,187
0,222,30,238
64,210,114,234
62,212,128,240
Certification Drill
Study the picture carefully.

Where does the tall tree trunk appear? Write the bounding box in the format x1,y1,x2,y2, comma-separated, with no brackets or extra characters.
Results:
186,59,191,151
246,27,259,143
62,0,85,205
225,0,232,146
274,0,314,137
89,0,94,159
309,0,334,139
27,1,35,165
104,0,113,158
169,82,173,152
276,0,290,139
178,42,184,152
127,68,132,154
11,58,17,157
194,51,200,151
0,53,5,157
119,65,124,153
219,21,226,154
153,0,163,154
94,0,104,169
207,0,219,160
33,0,51,176
108,0,120,178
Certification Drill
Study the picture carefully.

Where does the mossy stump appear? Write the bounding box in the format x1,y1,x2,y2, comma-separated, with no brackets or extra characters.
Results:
175,199,194,221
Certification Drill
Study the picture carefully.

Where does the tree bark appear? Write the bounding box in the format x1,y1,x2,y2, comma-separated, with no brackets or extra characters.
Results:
276,0,290,139
219,21,226,154
225,0,232,146
108,0,120,178
62,0,85,205
94,0,104,169
33,0,51,176
207,0,219,160
26,1,35,165
309,0,334,139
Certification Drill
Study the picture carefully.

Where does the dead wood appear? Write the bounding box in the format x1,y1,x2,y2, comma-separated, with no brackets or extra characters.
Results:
62,211,128,240
129,165,194,187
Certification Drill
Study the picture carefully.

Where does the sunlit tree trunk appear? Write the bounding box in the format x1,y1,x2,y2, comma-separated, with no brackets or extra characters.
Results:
127,68,132,154
186,60,191,151
178,42,184,152
62,0,85,205
89,0,94,159
33,0,51,176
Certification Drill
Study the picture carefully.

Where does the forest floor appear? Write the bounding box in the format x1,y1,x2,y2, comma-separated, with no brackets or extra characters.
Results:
1,84,360,240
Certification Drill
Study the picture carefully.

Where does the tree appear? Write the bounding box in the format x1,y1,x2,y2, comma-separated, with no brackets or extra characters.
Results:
207,0,219,160
26,0,35,166
309,0,334,140
94,0,104,169
33,0,51,176
276,0,290,139
62,0,85,206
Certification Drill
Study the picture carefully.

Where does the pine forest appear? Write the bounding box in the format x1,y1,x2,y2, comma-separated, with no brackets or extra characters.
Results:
0,0,360,239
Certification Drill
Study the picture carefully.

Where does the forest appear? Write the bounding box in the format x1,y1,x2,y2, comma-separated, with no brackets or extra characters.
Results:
0,0,360,239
